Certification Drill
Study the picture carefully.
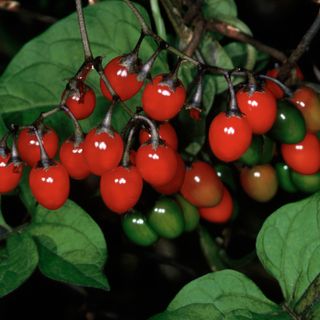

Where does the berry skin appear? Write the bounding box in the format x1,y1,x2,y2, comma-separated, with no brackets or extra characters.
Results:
100,165,143,214
59,140,90,180
281,132,320,175
139,122,178,150
240,164,278,202
199,187,233,224
29,162,70,210
65,83,96,120
142,74,186,121
147,197,185,239
122,210,158,246
0,153,23,193
181,161,223,207
17,127,59,167
153,153,186,195
209,112,252,162
83,128,124,176
135,143,177,186
291,86,320,132
236,88,277,134
100,56,143,101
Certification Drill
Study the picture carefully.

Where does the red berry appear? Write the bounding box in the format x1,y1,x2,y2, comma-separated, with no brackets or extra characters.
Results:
100,165,143,214
29,162,70,210
265,66,304,99
139,122,178,150
209,112,252,162
0,153,23,193
65,83,96,120
100,56,143,101
236,88,277,134
153,153,185,195
83,128,124,176
17,127,59,167
135,143,177,186
59,140,90,180
281,132,320,175
291,86,320,132
142,74,186,121
199,187,233,223
180,161,223,207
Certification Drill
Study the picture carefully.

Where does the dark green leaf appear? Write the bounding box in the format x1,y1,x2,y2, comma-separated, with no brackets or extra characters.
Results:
0,233,38,297
202,0,237,19
18,167,37,215
0,1,167,138
167,270,279,315
256,192,320,307
28,200,109,290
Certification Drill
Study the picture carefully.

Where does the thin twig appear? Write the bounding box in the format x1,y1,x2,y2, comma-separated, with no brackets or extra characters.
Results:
75,0,93,60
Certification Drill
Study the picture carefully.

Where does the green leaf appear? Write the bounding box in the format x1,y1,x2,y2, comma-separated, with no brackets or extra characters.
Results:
167,270,279,315
28,200,109,290
256,192,320,307
202,0,237,20
0,233,38,297
18,167,37,215
0,1,167,138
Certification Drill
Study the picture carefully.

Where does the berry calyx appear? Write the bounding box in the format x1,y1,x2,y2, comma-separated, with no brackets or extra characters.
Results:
209,112,252,162
142,74,186,121
100,165,143,214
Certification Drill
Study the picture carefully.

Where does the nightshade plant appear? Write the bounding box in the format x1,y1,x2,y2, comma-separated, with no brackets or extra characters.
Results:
0,0,320,319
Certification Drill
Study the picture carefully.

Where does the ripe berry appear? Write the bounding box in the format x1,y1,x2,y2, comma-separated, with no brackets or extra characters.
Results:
29,161,70,210
65,83,96,120
139,122,178,150
199,187,233,223
209,112,252,162
83,128,124,176
291,86,320,132
100,165,143,214
181,161,223,207
281,132,320,175
265,66,303,99
236,87,277,134
59,140,90,180
240,164,278,202
17,127,59,167
135,143,177,186
0,153,23,193
142,74,186,121
100,55,143,101
153,153,185,195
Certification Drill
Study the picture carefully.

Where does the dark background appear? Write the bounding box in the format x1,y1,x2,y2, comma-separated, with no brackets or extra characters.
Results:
0,0,319,319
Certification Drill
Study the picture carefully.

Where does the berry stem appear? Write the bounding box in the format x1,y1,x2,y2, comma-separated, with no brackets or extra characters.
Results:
34,107,60,128
121,125,136,167
224,72,241,115
185,67,204,111
132,114,160,149
99,101,116,135
60,104,85,145
33,127,51,168
75,0,93,61
10,133,21,164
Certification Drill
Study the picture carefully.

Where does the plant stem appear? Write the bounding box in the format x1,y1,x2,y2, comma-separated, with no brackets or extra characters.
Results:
33,127,51,168
278,8,320,82
206,19,287,63
75,0,93,61
121,125,136,167
224,72,240,114
258,74,293,97
150,0,167,41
